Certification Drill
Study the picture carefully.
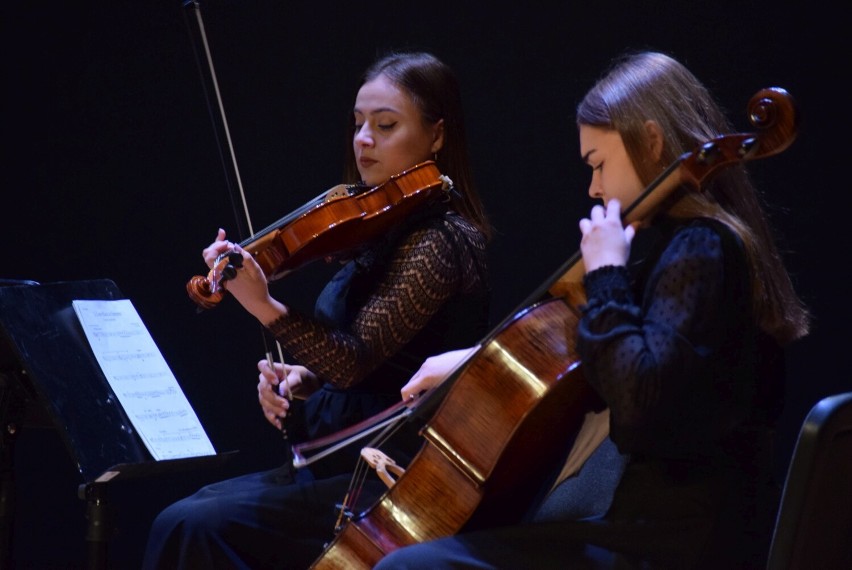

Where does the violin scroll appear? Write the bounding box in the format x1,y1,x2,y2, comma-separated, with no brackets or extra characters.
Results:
186,251,243,310
186,275,221,310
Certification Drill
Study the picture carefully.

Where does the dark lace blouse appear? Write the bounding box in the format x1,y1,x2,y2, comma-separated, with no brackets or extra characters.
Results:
265,209,490,472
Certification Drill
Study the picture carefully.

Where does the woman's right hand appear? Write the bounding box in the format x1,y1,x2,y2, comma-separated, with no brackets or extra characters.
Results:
578,199,635,273
256,359,318,430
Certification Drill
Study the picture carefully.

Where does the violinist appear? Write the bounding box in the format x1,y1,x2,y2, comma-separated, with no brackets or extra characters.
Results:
374,51,811,569
142,50,492,570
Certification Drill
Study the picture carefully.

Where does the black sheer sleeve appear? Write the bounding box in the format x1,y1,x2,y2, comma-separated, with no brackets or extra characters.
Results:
576,223,734,455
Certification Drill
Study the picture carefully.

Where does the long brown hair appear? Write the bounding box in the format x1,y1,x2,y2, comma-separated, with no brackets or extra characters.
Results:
577,51,809,345
343,51,493,240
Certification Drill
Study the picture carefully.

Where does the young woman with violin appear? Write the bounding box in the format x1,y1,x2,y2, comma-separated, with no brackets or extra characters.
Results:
373,51,811,569
142,51,492,569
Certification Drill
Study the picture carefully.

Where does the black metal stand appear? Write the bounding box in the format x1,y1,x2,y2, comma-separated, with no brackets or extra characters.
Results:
0,406,18,570
79,482,112,570
0,364,33,569
0,279,235,568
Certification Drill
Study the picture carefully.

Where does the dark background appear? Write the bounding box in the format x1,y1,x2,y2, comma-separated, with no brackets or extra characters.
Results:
2,1,847,568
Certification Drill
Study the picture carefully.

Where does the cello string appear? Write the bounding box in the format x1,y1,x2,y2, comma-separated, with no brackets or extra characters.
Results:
333,408,414,526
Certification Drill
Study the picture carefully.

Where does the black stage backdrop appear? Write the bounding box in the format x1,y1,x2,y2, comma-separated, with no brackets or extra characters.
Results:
2,2,846,567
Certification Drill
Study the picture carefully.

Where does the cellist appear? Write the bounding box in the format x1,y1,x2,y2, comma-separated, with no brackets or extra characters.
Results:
142,51,493,570
375,51,811,569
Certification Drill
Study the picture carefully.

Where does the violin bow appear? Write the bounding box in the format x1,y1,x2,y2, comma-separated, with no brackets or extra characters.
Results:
182,0,293,441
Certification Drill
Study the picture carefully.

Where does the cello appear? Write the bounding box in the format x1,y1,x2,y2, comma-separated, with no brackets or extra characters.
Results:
307,86,799,569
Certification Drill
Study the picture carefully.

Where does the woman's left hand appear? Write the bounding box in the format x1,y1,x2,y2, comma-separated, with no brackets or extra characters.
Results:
401,345,479,401
221,244,271,309
218,243,288,325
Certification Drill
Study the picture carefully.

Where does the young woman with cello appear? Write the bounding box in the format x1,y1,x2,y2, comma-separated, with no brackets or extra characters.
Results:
141,51,492,569
373,51,811,569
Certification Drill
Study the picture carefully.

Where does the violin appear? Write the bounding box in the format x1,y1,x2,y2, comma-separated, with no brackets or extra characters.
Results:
186,161,449,309
307,87,799,569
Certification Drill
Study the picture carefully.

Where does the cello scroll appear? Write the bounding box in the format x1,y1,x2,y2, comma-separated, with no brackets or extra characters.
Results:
549,86,798,300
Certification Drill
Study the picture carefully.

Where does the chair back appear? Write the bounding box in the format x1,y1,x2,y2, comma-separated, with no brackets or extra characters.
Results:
767,391,852,570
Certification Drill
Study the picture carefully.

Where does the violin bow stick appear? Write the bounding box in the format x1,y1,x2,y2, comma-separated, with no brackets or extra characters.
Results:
183,1,297,461
182,0,253,240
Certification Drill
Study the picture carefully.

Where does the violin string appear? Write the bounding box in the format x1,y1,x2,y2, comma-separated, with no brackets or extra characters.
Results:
239,190,329,245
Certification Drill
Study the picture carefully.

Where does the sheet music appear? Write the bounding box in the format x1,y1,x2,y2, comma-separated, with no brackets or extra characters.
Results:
72,299,216,460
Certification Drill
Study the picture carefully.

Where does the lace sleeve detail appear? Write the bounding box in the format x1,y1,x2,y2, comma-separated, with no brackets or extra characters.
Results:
266,216,486,388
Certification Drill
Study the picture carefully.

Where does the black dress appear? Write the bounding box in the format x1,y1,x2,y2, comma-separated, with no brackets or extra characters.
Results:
374,217,785,570
142,209,491,570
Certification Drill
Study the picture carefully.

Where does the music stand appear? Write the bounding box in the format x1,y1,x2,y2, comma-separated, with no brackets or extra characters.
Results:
0,279,235,569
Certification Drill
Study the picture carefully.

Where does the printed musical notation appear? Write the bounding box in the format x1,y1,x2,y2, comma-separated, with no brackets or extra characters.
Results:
72,299,215,460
